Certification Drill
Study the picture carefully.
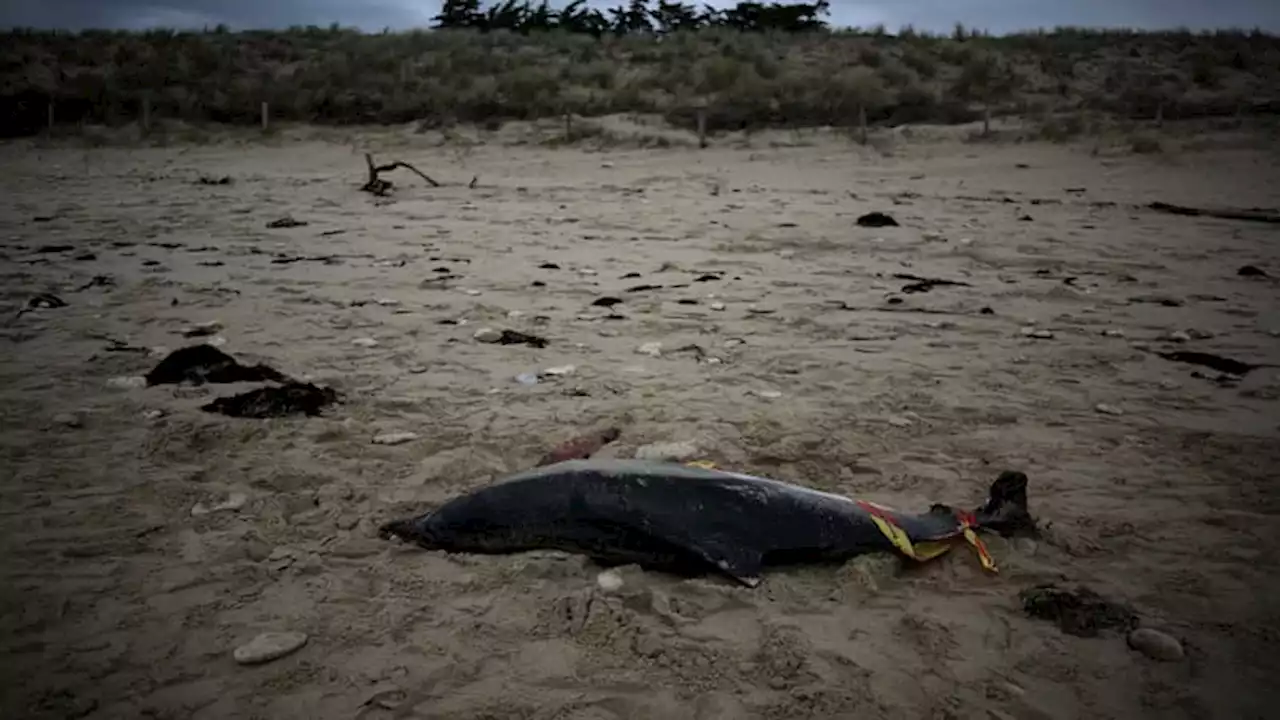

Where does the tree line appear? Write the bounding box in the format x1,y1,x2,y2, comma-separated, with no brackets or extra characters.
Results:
432,0,831,35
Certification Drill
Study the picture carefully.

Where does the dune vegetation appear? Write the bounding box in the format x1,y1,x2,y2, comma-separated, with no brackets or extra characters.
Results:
2,0,1278,139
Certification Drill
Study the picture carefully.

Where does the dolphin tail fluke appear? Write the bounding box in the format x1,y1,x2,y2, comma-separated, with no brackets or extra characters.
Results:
973,471,1035,536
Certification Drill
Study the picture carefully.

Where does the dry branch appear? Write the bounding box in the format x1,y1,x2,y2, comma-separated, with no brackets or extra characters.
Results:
1146,201,1280,225
360,152,441,196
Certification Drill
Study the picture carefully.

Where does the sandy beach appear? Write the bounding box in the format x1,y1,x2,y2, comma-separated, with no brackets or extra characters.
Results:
2,124,1278,719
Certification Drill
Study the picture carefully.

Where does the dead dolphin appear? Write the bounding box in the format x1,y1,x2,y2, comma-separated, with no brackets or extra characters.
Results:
379,459,1033,587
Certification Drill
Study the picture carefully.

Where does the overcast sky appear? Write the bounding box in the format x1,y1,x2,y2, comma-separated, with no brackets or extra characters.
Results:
2,0,1277,34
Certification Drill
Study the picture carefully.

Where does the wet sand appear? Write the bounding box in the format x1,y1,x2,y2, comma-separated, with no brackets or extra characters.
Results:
1,127,1278,719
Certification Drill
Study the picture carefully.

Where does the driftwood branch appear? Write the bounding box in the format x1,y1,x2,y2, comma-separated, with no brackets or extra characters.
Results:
360,152,441,196
1146,201,1280,225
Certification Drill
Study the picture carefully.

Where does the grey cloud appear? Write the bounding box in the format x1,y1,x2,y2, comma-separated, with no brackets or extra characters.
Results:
3,0,1278,33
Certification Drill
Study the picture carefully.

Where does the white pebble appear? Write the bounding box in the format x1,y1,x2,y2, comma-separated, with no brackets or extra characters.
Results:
541,365,576,377
233,631,309,666
1127,628,1184,662
1094,403,1124,416
351,337,379,348
596,569,624,593
636,342,663,357
1021,327,1054,339
709,301,726,312
887,415,914,427
372,432,419,446
473,327,502,344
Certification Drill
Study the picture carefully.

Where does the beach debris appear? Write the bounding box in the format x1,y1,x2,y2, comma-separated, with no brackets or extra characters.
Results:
233,632,309,666
191,492,248,517
856,211,899,228
25,293,67,310
538,427,622,466
1127,628,1185,662
1146,201,1280,225
372,432,420,446
1019,584,1137,638
625,284,664,293
894,273,972,294
181,320,224,338
636,342,663,357
145,345,289,386
359,152,441,196
1156,350,1268,377
266,216,308,229
202,382,338,419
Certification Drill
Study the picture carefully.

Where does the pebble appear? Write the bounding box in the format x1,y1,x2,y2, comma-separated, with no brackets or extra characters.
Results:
191,492,248,517
375,298,400,307
372,432,419,446
351,337,379,348
233,631,309,666
462,289,482,296
1021,327,1054,339
106,375,146,389
886,415,914,427
1102,329,1126,338
473,327,503,344
753,389,782,399
142,409,166,421
1094,403,1124,416
182,320,224,337
541,365,576,377
1127,628,1184,662
52,412,83,428
636,342,663,357
596,569,624,593
746,306,775,315
1164,330,1191,342
709,301,726,311
578,268,597,276
515,372,539,386
634,440,701,462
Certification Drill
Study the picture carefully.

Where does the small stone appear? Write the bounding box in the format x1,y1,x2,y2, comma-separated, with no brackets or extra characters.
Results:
709,301,726,311
1094,403,1124,416
746,306,775,315
351,337,379,348
1102,329,1126,338
515,372,539,385
372,432,419,446
596,569,624,593
578,268,597,276
182,320,224,337
636,342,663,357
1165,330,1191,343
142,409,166,420
887,415,914,427
462,289,482,296
1021,327,1054,339
1185,329,1213,340
233,631,309,666
704,357,723,365
206,335,227,347
191,492,248,517
634,440,701,462
106,375,147,389
1127,628,1184,662
473,327,503,344
754,389,782,399
52,412,83,428
541,365,576,377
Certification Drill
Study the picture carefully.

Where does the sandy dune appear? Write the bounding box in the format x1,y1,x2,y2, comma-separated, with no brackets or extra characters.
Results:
1,127,1278,719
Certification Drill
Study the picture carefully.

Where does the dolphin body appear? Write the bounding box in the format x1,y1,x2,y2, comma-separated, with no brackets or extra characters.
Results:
379,459,1033,587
